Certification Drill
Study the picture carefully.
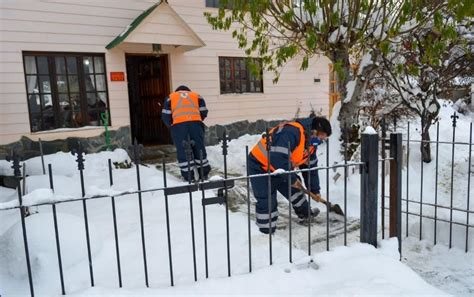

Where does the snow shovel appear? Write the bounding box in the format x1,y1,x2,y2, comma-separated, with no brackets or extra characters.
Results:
300,187,345,216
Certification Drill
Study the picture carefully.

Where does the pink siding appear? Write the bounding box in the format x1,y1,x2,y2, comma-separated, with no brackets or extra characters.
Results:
0,0,330,145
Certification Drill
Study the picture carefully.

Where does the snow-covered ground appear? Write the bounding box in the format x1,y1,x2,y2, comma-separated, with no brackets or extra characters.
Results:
0,100,472,295
0,156,446,296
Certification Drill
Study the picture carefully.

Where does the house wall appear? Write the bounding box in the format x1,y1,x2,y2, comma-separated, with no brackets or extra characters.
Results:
0,0,330,146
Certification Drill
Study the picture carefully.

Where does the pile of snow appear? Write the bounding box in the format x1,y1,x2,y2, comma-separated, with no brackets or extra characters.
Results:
0,212,103,279
78,240,443,296
0,149,130,178
207,134,261,175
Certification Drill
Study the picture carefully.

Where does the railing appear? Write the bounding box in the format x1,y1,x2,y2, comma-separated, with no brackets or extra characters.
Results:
1,131,402,297
380,112,473,253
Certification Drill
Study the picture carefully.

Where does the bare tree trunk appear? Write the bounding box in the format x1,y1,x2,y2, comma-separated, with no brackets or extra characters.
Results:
334,50,378,130
421,117,432,163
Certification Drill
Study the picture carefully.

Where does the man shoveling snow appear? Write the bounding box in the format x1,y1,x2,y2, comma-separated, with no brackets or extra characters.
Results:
248,117,332,234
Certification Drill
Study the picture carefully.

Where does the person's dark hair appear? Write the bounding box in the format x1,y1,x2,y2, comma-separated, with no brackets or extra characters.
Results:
175,85,191,92
312,117,332,136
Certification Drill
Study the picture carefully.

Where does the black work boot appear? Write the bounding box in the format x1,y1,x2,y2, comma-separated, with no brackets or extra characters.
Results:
297,207,320,224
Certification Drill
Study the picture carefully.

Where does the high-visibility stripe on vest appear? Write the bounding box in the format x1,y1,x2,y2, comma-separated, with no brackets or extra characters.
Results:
250,121,315,172
170,91,201,125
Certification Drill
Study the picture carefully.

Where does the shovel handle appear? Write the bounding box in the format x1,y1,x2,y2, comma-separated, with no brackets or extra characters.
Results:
300,187,330,207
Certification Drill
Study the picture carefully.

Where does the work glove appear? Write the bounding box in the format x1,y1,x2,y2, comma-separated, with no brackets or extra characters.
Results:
312,193,322,202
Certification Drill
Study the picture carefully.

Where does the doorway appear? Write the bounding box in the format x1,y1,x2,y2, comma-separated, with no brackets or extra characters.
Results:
126,54,171,145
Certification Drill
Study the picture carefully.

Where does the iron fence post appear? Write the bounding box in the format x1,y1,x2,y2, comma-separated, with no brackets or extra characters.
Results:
389,133,403,258
71,142,94,287
465,122,472,252
434,122,440,245
161,159,174,286
221,131,232,277
343,125,348,246
287,142,292,263
199,150,209,279
264,128,273,265
245,146,252,272
130,139,149,287
39,138,45,175
326,138,330,251
449,112,459,248
183,138,197,282
8,152,34,296
48,164,66,294
406,122,410,237
360,132,379,248
381,119,386,239
108,159,122,288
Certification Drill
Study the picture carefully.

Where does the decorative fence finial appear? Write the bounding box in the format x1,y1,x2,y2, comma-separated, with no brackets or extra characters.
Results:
451,112,459,128
71,141,86,171
6,150,22,178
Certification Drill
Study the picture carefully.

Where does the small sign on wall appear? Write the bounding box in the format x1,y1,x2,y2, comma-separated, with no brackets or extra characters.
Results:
110,72,125,81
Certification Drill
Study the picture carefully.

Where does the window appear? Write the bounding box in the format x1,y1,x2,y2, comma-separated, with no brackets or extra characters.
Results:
206,0,220,7
23,52,110,132
219,57,263,94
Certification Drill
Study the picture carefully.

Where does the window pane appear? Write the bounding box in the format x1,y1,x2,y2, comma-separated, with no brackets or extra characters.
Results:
94,56,105,73
58,94,71,128
39,75,51,93
30,112,42,132
68,75,79,93
56,75,68,93
220,81,226,93
42,94,53,108
97,92,107,107
95,75,106,91
37,56,49,74
27,94,41,113
70,93,82,126
67,57,77,74
42,95,55,130
85,75,96,91
88,110,100,126
241,80,247,93
83,57,94,73
24,56,37,74
26,75,38,94
87,93,97,107
59,94,70,108
55,57,66,74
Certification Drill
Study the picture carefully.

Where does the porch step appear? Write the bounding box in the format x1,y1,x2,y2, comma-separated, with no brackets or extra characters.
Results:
141,144,176,163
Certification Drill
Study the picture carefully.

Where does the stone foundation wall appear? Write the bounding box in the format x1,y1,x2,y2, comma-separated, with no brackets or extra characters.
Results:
0,126,131,160
0,119,283,160
204,119,283,146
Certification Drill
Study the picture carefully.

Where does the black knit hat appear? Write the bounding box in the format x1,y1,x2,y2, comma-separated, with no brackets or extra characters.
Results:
312,117,332,136
175,85,191,92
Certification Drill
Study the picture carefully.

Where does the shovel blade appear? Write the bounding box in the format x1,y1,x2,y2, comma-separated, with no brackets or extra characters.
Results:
330,203,345,216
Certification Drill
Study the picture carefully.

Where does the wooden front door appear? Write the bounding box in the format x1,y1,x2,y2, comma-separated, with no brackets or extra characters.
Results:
126,55,171,145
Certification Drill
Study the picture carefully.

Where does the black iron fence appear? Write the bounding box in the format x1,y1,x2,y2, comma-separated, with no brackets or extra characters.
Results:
380,112,473,253
0,131,404,296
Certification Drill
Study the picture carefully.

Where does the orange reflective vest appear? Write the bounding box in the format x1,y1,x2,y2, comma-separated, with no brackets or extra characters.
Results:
250,121,315,172
170,91,202,125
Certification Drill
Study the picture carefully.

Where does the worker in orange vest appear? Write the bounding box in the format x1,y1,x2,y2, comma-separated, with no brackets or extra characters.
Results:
162,85,210,181
248,117,332,234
